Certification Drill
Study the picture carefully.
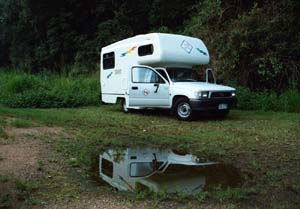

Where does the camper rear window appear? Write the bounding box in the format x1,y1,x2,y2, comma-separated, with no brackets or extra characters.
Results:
138,44,153,56
101,158,113,178
103,52,115,69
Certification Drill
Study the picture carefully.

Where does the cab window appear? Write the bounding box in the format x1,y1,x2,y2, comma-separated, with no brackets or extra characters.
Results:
132,67,165,83
156,69,169,83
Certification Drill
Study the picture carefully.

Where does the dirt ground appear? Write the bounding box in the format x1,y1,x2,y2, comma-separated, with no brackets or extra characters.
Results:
1,115,299,209
0,127,59,181
0,121,247,209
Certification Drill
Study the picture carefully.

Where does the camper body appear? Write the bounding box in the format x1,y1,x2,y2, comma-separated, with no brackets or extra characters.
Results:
100,33,237,120
99,148,216,193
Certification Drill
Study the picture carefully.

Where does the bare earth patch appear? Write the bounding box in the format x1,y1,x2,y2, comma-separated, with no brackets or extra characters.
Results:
0,127,62,180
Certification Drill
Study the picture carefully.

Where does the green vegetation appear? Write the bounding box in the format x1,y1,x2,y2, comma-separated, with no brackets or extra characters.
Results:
236,86,300,112
0,106,299,207
212,186,256,202
185,0,300,91
0,72,100,108
0,0,299,92
0,72,299,112
0,126,7,138
0,105,299,177
9,118,35,128
0,176,39,209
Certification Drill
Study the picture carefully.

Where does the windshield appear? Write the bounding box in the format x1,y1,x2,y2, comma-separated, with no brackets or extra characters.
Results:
166,68,204,82
130,161,164,177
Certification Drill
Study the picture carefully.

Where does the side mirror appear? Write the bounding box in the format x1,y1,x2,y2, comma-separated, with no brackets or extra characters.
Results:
206,68,216,84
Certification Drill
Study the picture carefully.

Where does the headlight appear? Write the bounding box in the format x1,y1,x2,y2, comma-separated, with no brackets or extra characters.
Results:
201,91,209,98
231,91,236,97
195,91,209,98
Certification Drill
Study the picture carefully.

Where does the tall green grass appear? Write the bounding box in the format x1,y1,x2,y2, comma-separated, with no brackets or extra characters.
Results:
0,72,299,112
0,72,100,108
236,86,300,112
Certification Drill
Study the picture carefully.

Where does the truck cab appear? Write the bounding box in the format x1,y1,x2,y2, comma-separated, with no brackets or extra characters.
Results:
100,33,237,120
154,67,237,120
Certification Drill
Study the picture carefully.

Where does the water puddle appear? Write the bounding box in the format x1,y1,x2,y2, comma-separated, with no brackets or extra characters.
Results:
95,148,241,194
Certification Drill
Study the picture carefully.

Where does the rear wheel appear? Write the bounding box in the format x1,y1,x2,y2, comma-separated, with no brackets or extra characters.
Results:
173,98,193,121
121,99,130,113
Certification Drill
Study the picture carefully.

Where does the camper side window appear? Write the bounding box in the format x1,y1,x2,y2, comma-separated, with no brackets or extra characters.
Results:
103,52,115,69
132,67,165,83
101,158,113,178
138,44,153,56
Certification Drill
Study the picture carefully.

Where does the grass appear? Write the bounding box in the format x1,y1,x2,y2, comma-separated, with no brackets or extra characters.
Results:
0,71,299,112
9,118,36,128
0,71,100,108
236,86,300,112
0,105,299,207
0,126,7,138
0,176,40,209
211,186,256,202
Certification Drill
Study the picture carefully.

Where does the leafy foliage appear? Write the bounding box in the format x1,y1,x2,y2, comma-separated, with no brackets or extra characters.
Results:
186,0,300,91
236,86,300,112
0,0,197,72
0,72,100,108
0,0,299,91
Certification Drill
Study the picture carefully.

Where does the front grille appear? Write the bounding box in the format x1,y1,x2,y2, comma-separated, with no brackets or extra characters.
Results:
210,91,232,98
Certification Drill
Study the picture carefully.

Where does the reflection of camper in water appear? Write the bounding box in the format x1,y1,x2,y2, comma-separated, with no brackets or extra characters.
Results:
99,148,217,193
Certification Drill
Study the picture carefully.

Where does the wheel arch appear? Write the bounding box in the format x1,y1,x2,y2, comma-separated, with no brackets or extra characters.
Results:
172,95,190,108
117,97,126,104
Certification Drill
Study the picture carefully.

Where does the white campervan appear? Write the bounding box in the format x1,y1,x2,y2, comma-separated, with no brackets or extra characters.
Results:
100,33,237,120
99,148,216,193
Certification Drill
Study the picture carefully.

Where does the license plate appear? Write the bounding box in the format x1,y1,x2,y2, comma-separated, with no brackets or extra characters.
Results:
218,104,228,110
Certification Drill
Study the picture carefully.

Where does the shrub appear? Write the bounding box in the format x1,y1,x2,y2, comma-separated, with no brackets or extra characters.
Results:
0,72,100,108
236,86,300,112
278,89,300,112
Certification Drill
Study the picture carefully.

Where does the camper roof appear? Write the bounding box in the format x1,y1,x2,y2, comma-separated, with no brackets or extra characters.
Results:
101,33,210,67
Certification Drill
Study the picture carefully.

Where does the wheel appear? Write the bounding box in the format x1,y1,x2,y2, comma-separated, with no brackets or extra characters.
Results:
121,99,130,113
213,109,229,118
173,97,193,121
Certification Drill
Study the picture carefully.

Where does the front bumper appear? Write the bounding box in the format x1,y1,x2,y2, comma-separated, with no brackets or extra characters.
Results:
190,97,237,111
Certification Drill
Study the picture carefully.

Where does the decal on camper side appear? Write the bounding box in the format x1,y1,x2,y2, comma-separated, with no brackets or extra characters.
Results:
143,89,149,96
181,40,193,54
107,72,113,79
121,46,137,57
196,48,208,56
115,69,122,75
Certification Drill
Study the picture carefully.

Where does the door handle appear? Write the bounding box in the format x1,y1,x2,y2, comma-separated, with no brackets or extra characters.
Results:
132,86,138,90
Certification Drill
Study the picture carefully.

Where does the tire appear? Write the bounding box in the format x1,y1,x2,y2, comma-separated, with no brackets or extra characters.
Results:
121,99,130,113
173,97,193,121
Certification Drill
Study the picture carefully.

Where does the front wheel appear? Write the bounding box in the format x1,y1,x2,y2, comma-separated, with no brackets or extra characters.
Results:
173,98,193,121
121,99,130,113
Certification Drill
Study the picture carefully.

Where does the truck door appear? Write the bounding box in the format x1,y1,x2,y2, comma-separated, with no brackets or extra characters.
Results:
129,66,170,107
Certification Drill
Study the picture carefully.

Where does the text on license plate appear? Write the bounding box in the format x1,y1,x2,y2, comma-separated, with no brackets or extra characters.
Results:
218,104,228,110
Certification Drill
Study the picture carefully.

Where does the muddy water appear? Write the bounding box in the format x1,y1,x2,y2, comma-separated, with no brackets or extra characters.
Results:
92,148,241,194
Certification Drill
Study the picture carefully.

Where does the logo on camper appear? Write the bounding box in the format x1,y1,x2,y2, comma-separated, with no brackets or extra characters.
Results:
181,40,193,54
143,89,149,96
121,46,137,57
